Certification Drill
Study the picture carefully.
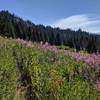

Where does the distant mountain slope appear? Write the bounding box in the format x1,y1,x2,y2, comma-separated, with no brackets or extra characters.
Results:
0,10,100,53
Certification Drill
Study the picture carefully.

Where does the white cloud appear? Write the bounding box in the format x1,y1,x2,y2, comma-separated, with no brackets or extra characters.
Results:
51,14,100,33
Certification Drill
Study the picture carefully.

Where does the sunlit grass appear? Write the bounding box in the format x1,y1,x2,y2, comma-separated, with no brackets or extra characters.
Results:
0,36,100,100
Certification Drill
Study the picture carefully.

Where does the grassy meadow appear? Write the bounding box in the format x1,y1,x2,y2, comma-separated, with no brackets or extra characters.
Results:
0,36,100,100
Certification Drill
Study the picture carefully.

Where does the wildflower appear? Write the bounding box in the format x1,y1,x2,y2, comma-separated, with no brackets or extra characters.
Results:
95,83,100,90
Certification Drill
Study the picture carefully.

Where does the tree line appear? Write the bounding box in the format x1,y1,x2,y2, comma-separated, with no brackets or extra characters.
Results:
0,10,100,53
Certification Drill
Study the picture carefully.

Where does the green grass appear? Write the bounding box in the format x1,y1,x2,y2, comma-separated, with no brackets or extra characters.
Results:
0,36,100,100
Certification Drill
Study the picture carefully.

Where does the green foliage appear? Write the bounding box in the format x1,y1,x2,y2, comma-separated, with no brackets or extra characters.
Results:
0,45,18,100
0,37,100,100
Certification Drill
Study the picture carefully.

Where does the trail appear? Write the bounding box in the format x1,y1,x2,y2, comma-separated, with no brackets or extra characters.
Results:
12,49,38,100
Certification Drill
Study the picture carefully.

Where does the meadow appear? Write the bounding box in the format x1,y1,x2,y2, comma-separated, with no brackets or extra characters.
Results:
0,36,100,100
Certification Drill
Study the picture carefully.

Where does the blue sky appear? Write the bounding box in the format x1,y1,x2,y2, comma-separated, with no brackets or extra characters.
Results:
0,0,100,33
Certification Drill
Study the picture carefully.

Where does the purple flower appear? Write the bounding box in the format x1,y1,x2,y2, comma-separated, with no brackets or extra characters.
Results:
95,83,100,90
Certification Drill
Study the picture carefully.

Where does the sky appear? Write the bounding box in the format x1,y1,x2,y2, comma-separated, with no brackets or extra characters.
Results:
0,0,100,33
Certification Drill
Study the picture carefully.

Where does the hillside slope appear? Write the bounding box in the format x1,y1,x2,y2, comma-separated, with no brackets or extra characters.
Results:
0,36,100,100
0,10,100,53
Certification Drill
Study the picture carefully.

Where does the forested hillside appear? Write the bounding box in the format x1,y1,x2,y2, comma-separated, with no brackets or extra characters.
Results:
0,10,100,53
